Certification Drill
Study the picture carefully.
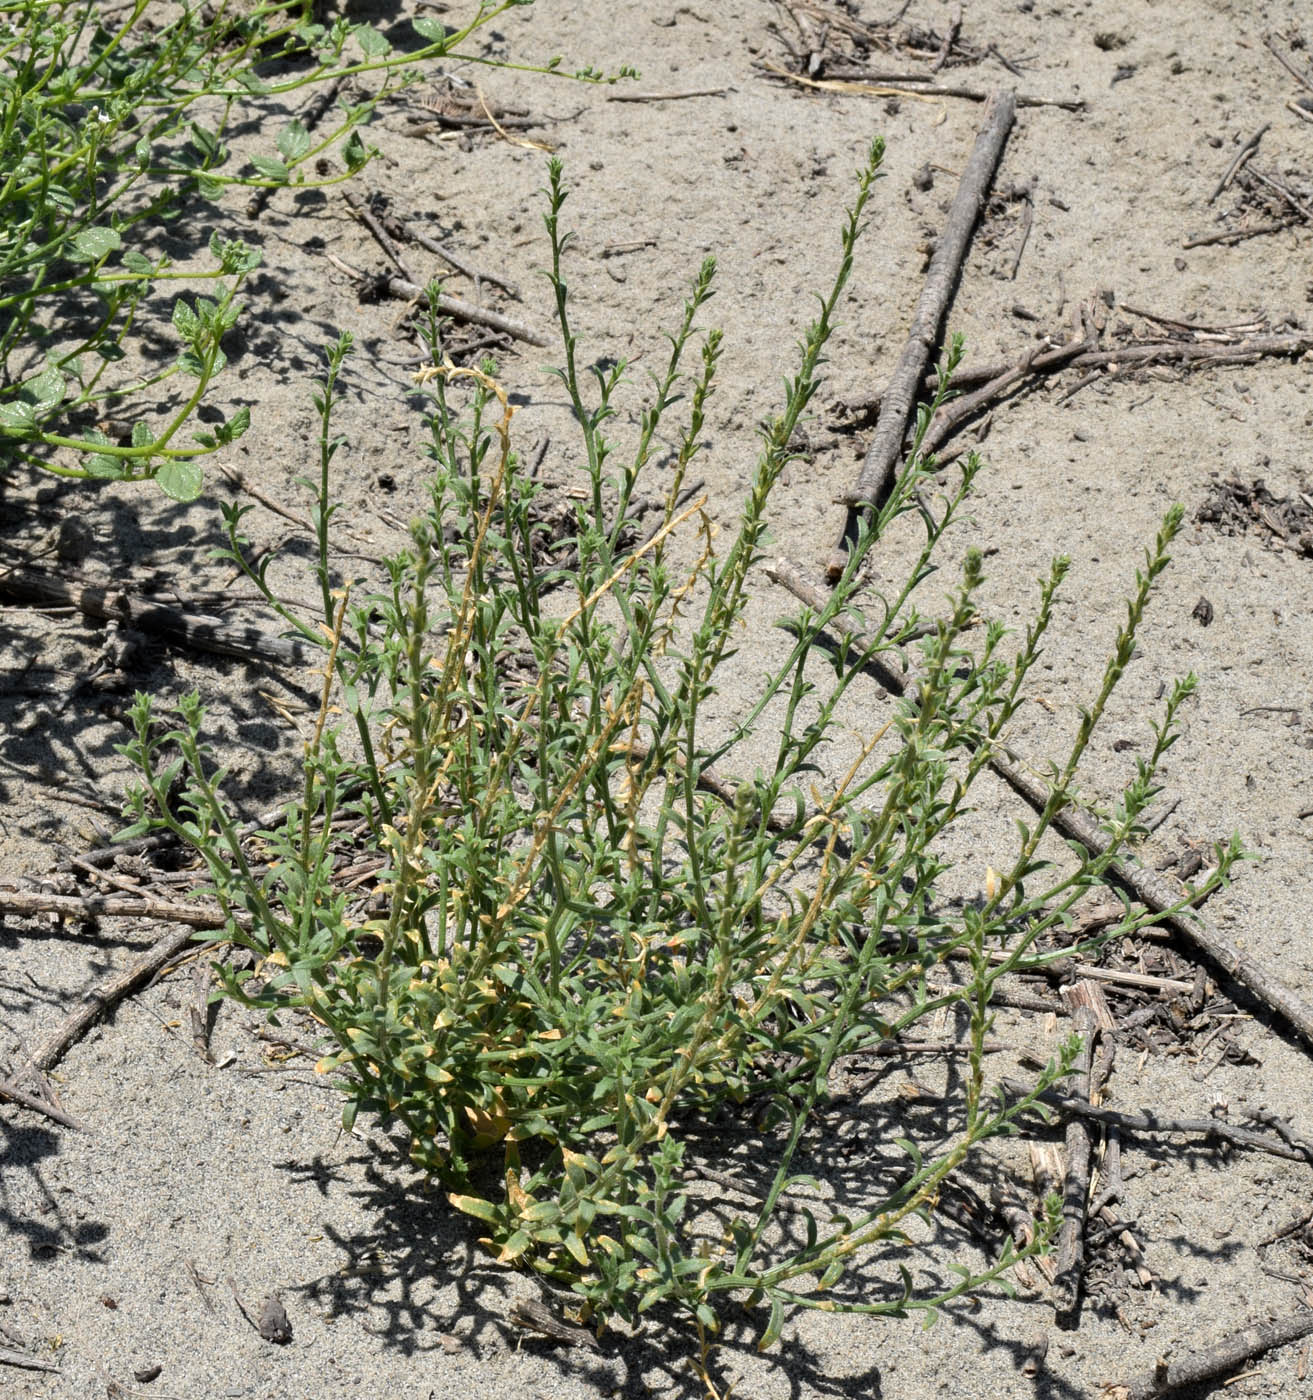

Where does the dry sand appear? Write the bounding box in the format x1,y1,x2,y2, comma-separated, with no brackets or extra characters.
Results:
3,1,1313,1396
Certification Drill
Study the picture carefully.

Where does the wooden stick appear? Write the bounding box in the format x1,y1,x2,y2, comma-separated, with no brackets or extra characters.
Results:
1209,124,1269,203
1053,1002,1100,1324
916,331,1312,457
0,1076,83,1129
1111,1309,1313,1399
816,66,1080,109
18,924,209,1078
404,110,540,131
762,61,1080,108
402,223,521,298
1263,32,1313,93
385,277,547,346
0,1347,61,1374
916,337,1092,456
766,559,1313,1048
828,88,1016,578
930,3,962,73
846,323,1311,417
0,887,240,930
1003,1080,1313,1164
1243,164,1313,222
1183,216,1302,248
344,190,419,284
328,249,547,346
606,87,729,103
0,564,311,667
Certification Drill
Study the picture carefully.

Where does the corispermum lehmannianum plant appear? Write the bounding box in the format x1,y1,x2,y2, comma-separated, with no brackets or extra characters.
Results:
121,138,1238,1348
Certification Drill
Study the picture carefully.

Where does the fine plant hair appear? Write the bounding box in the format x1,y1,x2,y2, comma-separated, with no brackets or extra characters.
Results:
121,139,1237,1343
0,0,630,499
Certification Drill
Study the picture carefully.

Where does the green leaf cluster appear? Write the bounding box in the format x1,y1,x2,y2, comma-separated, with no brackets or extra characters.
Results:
0,0,617,496
119,147,1239,1343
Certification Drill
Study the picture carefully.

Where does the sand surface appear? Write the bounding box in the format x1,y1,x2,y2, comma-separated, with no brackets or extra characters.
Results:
3,1,1313,1396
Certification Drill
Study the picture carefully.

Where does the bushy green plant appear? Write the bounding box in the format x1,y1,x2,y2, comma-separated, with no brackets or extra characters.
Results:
0,0,626,499
121,141,1236,1342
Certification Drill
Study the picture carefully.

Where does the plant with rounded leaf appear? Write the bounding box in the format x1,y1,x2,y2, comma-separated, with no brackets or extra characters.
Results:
0,0,632,498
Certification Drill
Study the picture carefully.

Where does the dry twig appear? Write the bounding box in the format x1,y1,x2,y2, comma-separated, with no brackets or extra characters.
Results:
18,924,208,1079
829,88,1016,577
766,560,1313,1048
1004,1081,1313,1165
0,564,311,666
1106,1308,1313,1399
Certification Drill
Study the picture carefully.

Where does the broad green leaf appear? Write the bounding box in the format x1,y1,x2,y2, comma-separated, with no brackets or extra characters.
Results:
0,402,36,431
277,120,312,163
155,457,203,502
219,407,251,444
412,15,450,43
130,421,153,447
84,453,123,479
71,226,121,261
249,154,289,183
26,366,65,413
354,24,391,57
342,129,368,172
172,300,199,337
122,250,153,275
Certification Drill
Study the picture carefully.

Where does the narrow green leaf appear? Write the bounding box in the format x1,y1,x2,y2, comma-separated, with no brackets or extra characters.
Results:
448,1193,499,1224
894,1137,922,1170
818,1259,845,1290
189,123,220,158
496,1230,533,1263
758,1297,784,1351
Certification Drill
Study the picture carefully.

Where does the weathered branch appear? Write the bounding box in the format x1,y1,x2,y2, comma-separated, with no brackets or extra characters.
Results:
766,558,1313,1048
828,88,1016,577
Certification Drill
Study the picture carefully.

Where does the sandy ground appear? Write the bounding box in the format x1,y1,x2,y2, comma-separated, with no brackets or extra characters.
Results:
3,0,1313,1396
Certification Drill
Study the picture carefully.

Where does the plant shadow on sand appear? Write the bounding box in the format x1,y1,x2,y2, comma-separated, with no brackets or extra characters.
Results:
267,1072,1246,1400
